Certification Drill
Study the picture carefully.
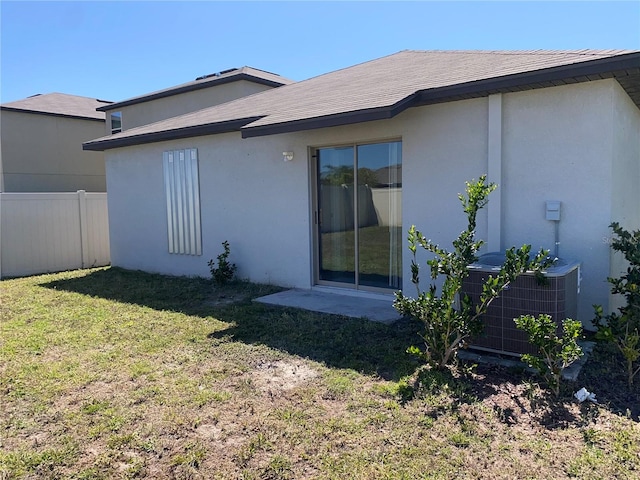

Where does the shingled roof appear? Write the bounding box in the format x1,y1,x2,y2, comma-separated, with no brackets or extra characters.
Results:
1,93,110,121
83,50,640,151
97,66,294,112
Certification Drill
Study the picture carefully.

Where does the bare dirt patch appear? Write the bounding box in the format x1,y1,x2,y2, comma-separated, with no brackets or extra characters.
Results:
251,360,320,393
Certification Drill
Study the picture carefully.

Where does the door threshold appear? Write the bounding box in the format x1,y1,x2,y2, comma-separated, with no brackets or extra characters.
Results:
312,285,396,300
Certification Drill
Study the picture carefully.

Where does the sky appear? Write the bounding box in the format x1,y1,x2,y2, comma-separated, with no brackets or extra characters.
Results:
1,1,639,104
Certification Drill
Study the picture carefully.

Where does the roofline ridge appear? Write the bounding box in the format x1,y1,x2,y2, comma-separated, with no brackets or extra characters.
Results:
268,50,408,87
404,48,638,56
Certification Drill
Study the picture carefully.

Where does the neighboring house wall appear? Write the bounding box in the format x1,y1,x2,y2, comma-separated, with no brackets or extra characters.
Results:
105,80,275,133
104,78,636,325
1,110,106,192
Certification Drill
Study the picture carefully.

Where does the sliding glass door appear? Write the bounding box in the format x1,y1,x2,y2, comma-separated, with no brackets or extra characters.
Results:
316,141,402,291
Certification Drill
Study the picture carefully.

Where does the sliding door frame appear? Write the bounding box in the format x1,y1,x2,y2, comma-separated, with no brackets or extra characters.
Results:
310,138,402,294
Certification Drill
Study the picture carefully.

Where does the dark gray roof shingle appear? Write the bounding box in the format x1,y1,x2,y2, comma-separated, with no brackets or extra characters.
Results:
1,92,110,121
84,49,640,151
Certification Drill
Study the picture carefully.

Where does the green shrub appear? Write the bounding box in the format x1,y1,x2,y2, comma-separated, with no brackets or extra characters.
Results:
514,314,583,396
393,175,552,369
208,241,237,285
594,222,640,386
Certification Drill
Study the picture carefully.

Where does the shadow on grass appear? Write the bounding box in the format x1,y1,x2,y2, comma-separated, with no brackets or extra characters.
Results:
40,268,639,420
209,304,423,381
41,268,211,312
40,267,422,381
40,267,278,316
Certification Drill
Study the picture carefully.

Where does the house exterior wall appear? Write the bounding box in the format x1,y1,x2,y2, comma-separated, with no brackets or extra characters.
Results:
106,98,490,289
105,131,312,286
106,80,275,133
501,79,618,323
611,80,640,240
0,110,106,192
609,80,640,312
104,78,635,324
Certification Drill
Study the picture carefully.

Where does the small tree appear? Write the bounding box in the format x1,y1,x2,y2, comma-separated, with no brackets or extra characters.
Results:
393,175,553,369
594,222,640,386
208,241,237,285
514,314,583,397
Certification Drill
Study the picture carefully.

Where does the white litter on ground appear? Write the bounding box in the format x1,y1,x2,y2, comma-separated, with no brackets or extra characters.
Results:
575,387,598,403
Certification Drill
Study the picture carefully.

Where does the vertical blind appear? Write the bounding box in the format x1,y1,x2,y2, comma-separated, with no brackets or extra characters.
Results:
163,148,202,255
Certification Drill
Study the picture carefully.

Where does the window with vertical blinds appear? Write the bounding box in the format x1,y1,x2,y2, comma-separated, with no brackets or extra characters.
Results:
163,148,202,256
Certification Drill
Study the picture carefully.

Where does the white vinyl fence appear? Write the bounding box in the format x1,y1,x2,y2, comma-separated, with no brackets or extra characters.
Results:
0,191,110,278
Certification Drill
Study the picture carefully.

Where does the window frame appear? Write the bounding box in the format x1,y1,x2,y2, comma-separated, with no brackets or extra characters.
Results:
110,111,122,134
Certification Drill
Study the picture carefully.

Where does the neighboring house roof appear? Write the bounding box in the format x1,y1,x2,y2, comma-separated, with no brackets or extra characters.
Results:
1,92,110,121
84,50,640,151
96,66,294,112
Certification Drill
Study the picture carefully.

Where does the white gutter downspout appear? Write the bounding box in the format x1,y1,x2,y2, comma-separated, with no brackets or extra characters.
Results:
487,93,503,252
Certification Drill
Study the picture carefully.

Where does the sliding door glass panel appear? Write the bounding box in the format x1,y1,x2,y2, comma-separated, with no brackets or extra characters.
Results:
318,147,356,284
357,142,402,289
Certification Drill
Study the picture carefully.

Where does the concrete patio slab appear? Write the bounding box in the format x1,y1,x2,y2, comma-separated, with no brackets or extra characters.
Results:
254,287,402,324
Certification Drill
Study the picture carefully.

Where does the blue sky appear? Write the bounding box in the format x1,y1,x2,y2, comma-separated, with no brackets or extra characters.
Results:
1,1,639,104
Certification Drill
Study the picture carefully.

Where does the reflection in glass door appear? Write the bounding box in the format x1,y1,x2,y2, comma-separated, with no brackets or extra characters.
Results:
316,141,402,291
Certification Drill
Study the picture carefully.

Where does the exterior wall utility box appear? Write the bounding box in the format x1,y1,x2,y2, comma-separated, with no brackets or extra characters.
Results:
546,200,561,221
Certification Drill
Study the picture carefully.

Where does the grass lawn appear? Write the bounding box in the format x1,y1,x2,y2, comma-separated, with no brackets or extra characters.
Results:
1,267,639,479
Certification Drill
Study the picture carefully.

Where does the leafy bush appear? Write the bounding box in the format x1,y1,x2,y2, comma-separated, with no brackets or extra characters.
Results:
393,175,552,368
594,222,640,386
208,241,237,285
514,314,583,397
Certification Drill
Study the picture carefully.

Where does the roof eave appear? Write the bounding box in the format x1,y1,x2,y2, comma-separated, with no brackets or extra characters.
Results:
96,74,290,112
240,94,417,139
0,106,105,122
87,51,640,147
414,51,640,106
242,52,640,139
82,117,262,151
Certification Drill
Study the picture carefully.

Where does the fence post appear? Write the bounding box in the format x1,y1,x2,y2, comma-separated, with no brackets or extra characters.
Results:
78,190,89,269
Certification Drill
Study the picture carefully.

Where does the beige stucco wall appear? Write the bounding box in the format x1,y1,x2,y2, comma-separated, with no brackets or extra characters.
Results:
0,110,106,192
104,78,637,323
609,80,640,313
106,97,490,288
500,79,621,323
107,80,275,133
105,131,312,286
